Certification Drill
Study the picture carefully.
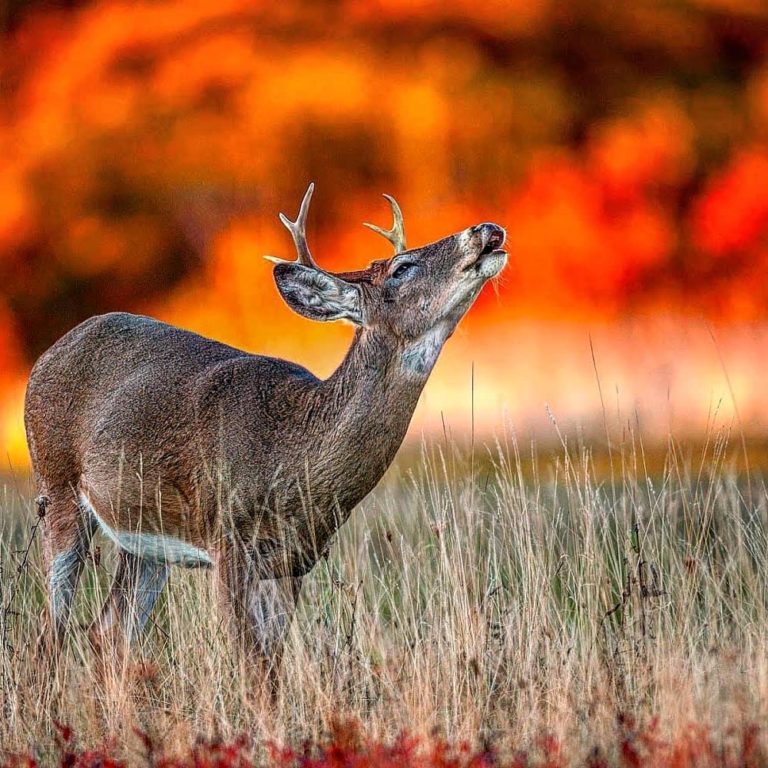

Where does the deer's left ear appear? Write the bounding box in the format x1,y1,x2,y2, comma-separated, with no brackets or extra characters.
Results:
273,263,363,325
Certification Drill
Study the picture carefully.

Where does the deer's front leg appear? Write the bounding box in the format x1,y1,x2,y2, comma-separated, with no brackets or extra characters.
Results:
244,575,302,662
216,544,302,694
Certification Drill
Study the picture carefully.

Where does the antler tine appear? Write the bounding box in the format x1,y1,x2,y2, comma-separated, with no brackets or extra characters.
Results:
363,194,407,254
277,182,320,269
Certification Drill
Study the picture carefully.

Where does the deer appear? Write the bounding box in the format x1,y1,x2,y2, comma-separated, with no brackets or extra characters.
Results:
24,183,507,685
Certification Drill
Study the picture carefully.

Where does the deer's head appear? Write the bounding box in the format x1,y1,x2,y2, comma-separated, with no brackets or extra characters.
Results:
268,184,506,374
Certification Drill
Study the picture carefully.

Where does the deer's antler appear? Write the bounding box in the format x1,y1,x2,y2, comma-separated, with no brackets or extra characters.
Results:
363,194,407,254
266,183,320,269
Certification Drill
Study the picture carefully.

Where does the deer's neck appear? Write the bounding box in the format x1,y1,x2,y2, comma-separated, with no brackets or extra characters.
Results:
314,326,443,507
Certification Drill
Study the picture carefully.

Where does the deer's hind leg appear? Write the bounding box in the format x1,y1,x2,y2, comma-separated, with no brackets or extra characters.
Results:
38,486,97,652
89,550,170,653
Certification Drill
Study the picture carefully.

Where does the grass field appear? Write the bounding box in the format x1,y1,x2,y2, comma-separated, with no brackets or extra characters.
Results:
1,429,767,765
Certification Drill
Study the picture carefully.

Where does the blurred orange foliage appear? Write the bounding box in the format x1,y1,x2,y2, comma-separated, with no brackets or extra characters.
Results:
1,0,768,462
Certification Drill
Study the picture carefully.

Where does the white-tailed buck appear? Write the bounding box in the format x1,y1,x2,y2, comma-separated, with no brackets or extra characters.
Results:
25,184,506,681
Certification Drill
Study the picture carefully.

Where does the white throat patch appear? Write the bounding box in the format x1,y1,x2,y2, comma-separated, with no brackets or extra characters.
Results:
401,324,450,377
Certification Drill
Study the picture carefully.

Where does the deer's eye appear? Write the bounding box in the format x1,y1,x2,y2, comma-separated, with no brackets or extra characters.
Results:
391,262,417,280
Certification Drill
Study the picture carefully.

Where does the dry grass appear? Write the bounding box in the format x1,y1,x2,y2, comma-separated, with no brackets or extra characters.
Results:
1,428,767,763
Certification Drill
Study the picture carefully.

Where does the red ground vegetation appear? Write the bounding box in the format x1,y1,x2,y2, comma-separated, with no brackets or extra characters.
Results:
2,717,765,768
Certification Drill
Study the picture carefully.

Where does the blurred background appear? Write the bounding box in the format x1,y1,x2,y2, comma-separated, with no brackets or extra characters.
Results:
1,0,768,469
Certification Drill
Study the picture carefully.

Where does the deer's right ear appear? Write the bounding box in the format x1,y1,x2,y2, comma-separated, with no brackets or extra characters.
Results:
273,263,363,325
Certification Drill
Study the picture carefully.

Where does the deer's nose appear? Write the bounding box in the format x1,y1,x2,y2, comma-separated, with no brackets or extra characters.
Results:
473,223,506,254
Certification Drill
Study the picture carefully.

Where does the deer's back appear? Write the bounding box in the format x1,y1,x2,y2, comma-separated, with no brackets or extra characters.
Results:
26,312,239,461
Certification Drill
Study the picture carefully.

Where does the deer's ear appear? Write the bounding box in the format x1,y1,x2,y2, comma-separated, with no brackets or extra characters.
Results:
273,263,363,325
